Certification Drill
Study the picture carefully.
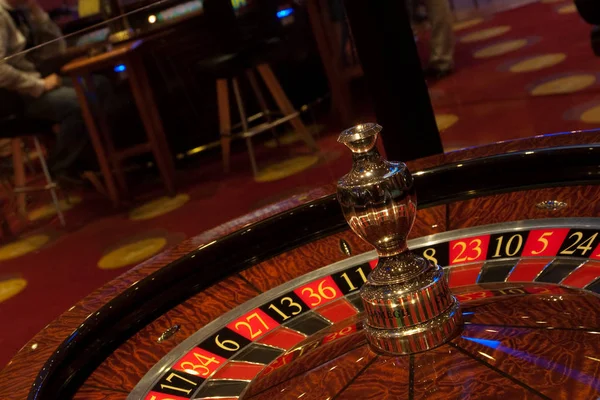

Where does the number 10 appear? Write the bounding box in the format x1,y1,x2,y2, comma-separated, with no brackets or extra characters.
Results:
492,234,523,257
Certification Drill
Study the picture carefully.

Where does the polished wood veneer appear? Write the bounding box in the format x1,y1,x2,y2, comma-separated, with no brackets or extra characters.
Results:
239,284,600,399
407,130,600,171
79,205,446,394
456,327,600,399
463,289,600,329
448,185,600,230
411,345,533,400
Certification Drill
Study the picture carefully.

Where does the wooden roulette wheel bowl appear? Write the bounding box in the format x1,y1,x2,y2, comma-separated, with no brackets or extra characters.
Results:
129,126,600,400
2,128,600,400
242,282,600,399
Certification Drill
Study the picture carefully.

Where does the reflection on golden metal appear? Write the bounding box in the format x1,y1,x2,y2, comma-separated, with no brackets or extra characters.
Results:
336,123,462,355
365,301,462,354
536,200,567,211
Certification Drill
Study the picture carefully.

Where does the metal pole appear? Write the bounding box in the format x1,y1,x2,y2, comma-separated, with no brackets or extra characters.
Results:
342,0,443,160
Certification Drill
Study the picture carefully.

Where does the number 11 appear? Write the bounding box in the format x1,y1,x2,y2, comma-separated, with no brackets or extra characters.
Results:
340,267,368,291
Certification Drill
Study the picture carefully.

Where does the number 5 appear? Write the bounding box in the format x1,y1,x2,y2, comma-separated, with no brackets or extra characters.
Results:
532,232,553,255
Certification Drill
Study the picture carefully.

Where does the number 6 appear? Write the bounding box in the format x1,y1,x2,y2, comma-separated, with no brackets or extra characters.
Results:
215,335,240,352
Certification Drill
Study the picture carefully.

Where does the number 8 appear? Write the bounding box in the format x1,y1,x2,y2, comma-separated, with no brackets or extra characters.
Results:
423,248,438,264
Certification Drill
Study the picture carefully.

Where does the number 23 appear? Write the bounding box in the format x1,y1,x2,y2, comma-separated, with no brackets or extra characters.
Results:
452,239,482,263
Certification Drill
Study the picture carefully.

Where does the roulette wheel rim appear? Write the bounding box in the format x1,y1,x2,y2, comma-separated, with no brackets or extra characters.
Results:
131,125,600,399
130,217,600,399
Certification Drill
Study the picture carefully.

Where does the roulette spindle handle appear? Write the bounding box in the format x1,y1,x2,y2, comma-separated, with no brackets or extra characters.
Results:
336,123,462,354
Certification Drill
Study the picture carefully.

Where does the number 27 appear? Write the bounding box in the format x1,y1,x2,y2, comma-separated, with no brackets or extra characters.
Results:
235,312,269,339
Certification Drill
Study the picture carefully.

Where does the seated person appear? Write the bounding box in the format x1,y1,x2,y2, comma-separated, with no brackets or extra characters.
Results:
0,0,93,181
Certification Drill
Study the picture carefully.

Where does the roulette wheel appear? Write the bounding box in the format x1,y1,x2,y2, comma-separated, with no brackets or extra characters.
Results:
2,125,600,400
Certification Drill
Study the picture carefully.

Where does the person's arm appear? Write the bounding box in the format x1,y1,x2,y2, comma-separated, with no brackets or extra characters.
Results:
0,18,46,97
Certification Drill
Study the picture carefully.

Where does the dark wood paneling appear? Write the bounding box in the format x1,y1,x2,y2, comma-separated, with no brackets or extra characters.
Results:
448,185,600,230
240,206,446,293
82,276,259,392
408,130,600,171
246,345,374,400
239,231,372,293
412,206,446,237
335,352,410,399
72,387,127,400
456,326,600,399
413,344,534,399
463,290,600,329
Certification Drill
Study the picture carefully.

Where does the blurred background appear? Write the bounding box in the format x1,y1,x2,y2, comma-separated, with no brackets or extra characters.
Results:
0,0,598,369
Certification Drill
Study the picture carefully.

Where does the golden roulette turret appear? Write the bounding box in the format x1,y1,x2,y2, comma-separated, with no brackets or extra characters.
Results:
336,123,461,354
237,125,600,399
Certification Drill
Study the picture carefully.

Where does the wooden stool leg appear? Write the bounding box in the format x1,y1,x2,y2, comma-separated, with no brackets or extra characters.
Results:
33,137,65,227
11,138,26,215
131,55,176,181
217,78,232,173
71,74,120,207
127,58,175,196
246,70,270,119
246,69,279,146
232,78,258,177
83,75,129,199
256,64,318,151
1,180,23,228
1,180,18,237
82,171,107,197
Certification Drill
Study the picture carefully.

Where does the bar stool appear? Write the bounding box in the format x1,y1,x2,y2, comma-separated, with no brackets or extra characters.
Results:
0,115,65,226
62,40,176,207
200,48,319,177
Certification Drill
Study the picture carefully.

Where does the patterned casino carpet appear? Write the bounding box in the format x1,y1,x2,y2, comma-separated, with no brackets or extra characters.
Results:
427,0,600,150
1,0,599,370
